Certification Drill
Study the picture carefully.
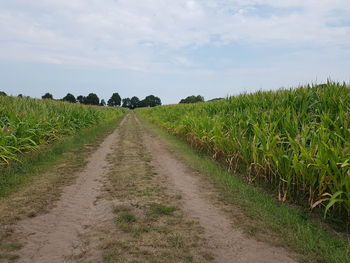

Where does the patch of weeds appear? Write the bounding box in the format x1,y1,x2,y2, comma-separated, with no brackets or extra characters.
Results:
202,252,215,261
179,253,194,261
245,225,259,236
149,203,176,216
27,211,37,218
167,234,185,249
113,205,130,214
2,242,23,252
153,225,171,234
101,240,127,250
174,194,182,200
116,213,137,223
102,251,120,262
114,213,138,233
0,253,20,261
160,251,193,262
131,226,151,238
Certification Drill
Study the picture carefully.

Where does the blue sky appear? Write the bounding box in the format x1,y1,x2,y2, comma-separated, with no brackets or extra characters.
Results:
0,0,349,104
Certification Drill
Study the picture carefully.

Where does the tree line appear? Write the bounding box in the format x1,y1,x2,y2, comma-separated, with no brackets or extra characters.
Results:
0,91,161,109
1,91,220,105
58,92,161,109
179,95,204,104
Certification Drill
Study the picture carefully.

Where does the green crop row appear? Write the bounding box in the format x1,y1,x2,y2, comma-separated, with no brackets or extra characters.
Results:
137,82,350,219
0,96,127,166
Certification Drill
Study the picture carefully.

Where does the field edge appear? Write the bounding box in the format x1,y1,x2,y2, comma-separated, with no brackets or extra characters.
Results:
0,114,126,198
136,112,350,263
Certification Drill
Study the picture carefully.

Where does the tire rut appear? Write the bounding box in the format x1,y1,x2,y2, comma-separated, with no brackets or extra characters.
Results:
138,116,298,263
14,118,124,263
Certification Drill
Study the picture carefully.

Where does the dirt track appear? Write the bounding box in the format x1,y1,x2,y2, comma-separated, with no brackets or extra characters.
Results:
9,113,297,262
14,117,124,263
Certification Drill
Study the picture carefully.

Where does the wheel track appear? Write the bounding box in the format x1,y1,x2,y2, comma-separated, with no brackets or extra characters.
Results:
14,117,125,263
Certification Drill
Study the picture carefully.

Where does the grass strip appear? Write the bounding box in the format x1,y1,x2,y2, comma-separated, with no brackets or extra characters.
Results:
137,113,350,263
0,116,124,197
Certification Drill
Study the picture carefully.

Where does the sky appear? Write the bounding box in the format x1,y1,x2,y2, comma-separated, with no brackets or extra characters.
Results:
0,0,349,104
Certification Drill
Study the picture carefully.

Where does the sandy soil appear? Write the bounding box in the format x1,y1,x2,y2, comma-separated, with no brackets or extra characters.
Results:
11,113,297,262
14,118,125,263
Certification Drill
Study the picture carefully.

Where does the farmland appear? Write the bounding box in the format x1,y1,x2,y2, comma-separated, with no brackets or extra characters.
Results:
0,96,127,166
0,91,349,263
137,82,350,220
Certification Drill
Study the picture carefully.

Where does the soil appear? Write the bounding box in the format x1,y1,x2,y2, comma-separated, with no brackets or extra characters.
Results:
4,113,297,263
13,118,126,263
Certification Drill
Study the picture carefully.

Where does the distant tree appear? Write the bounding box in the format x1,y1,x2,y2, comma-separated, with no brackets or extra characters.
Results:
18,94,23,98
122,98,131,108
130,96,140,109
138,95,162,108
0,91,7,96
145,95,161,107
62,93,76,103
179,95,204,104
77,95,85,104
42,93,53,99
100,99,106,106
138,99,147,108
84,93,100,105
107,93,121,107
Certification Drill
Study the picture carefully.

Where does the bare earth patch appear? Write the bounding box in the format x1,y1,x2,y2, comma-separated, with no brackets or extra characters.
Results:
11,118,125,263
0,128,113,262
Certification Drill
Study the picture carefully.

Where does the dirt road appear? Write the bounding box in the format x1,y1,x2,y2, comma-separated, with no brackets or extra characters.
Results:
5,113,297,262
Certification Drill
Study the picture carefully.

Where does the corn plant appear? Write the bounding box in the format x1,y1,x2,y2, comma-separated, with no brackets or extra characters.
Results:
137,82,350,219
0,96,127,166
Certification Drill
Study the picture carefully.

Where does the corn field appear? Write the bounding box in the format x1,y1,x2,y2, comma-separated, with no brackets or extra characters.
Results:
0,96,127,166
137,82,350,219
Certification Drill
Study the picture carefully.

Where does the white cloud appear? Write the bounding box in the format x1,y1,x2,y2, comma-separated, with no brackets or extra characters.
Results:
0,0,349,71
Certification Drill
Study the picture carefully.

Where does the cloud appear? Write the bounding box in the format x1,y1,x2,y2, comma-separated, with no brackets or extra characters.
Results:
0,0,349,72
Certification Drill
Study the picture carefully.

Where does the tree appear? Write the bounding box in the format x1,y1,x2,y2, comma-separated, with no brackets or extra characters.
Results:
130,96,140,109
18,94,23,98
138,95,162,108
0,91,7,96
62,93,76,103
77,95,85,104
179,95,204,104
42,93,53,99
107,93,121,107
145,95,161,107
122,98,131,108
138,99,147,108
84,93,100,105
100,99,106,106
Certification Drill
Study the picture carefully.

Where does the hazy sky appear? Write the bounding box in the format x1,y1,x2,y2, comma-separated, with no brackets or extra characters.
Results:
1,0,349,104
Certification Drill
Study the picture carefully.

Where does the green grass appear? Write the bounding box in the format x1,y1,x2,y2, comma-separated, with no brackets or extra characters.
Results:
0,116,124,197
149,203,177,216
0,253,19,261
116,213,137,223
137,113,350,263
1,243,23,252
